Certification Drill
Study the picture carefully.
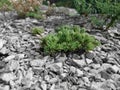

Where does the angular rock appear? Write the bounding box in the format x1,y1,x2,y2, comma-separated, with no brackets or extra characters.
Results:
85,51,95,59
73,59,86,67
3,55,16,62
7,60,19,71
41,81,47,90
111,65,120,73
76,69,84,77
49,77,58,84
0,39,5,50
0,73,16,82
0,85,10,90
99,70,111,80
46,62,63,74
30,59,46,67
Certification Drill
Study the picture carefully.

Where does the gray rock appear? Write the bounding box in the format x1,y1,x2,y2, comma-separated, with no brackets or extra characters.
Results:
91,82,105,90
60,82,68,90
73,59,86,67
94,35,107,44
54,7,78,16
0,85,10,90
82,77,90,84
76,69,84,77
100,80,116,90
111,74,120,81
116,23,120,29
110,65,120,73
99,70,111,80
0,73,16,82
41,81,47,90
3,55,16,62
85,51,95,59
30,59,46,67
90,64,101,69
7,60,19,71
49,77,58,84
85,58,93,64
0,47,9,54
99,63,112,71
46,62,63,74
0,39,6,50
70,66,76,74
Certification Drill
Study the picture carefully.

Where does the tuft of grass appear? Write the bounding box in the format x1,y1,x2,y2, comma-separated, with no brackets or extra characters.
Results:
31,27,44,35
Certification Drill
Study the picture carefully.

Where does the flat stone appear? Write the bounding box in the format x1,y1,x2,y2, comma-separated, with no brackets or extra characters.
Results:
41,81,47,90
111,65,120,73
0,61,6,69
70,66,76,74
7,60,19,71
49,77,58,84
100,80,116,90
86,58,93,64
0,85,10,90
0,47,9,54
3,55,16,62
82,77,90,84
90,64,101,69
99,63,112,72
99,70,111,80
30,59,46,67
76,69,84,77
0,73,16,82
73,59,86,67
0,39,6,50
46,62,63,74
85,51,95,59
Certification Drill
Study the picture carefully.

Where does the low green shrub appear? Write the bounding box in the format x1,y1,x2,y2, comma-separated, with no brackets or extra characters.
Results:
41,25,100,55
31,27,44,35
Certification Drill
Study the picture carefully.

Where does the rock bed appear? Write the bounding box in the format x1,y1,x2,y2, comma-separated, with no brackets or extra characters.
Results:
0,10,120,90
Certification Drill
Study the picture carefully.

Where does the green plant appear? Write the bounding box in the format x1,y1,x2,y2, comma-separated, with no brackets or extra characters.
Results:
31,27,44,35
0,0,12,11
26,11,43,19
10,0,43,18
41,25,100,55
90,15,107,29
73,0,120,30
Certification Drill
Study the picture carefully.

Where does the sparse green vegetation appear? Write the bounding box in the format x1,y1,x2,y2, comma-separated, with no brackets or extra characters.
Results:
31,27,44,35
52,0,120,30
10,0,43,18
73,0,120,30
41,25,100,55
0,0,12,11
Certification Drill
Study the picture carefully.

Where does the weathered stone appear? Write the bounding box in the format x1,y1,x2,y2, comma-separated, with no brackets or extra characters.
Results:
76,69,84,77
3,55,16,62
49,77,58,84
73,59,86,67
41,81,47,90
0,39,6,50
0,85,10,90
99,71,111,80
0,73,16,82
111,65,120,73
30,59,45,67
